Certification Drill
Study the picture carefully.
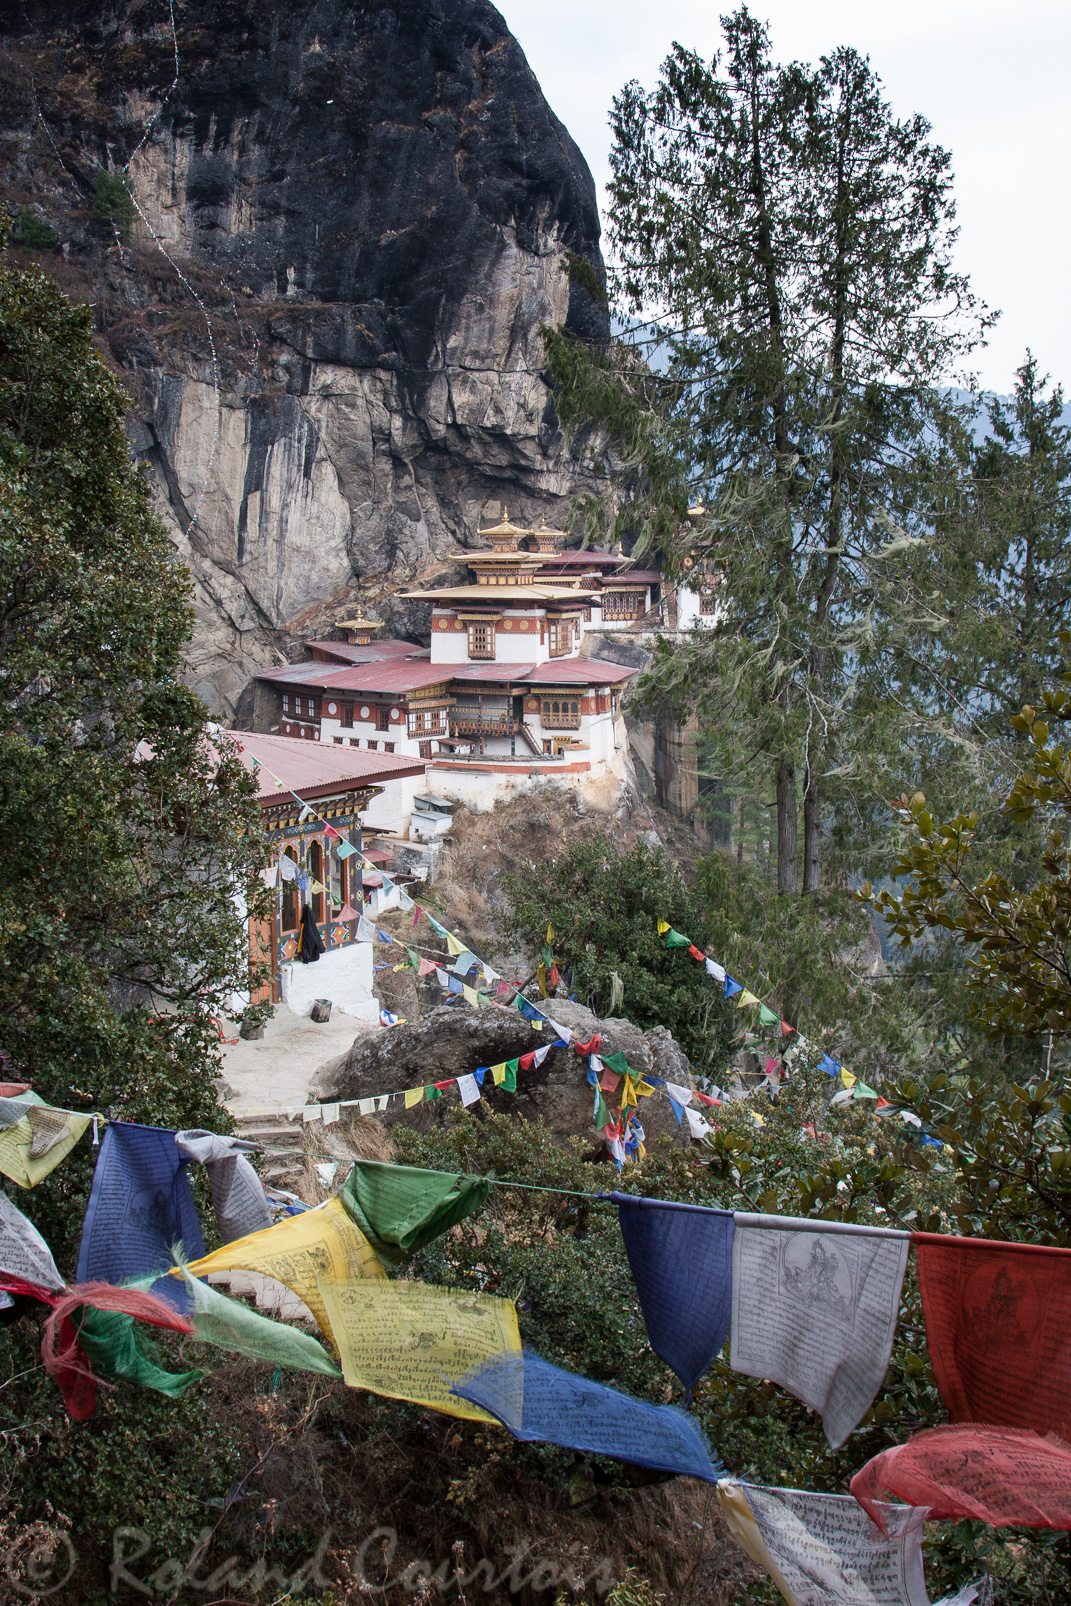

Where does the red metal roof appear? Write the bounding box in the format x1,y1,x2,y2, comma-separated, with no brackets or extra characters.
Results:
534,550,622,566
599,569,662,585
229,730,426,805
257,661,451,695
305,639,421,664
448,662,537,682
522,659,638,685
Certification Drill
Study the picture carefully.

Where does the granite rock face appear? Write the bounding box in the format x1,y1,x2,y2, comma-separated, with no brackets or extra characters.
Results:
310,1001,695,1154
0,0,606,716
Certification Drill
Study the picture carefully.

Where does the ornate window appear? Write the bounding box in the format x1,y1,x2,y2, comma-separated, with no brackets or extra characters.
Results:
540,696,581,730
699,591,720,615
602,590,645,621
467,621,495,659
546,620,570,657
376,706,391,731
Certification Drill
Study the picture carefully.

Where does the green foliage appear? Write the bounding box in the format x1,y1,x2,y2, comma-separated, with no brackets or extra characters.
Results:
0,239,268,1267
91,172,135,241
502,837,737,1076
10,205,57,249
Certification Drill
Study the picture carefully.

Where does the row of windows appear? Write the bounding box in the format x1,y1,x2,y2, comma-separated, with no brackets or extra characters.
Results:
282,694,393,729
601,590,646,621
279,840,356,930
467,619,580,659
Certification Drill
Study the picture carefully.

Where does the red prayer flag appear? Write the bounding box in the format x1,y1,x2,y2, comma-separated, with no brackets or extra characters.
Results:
434,1079,454,1091
913,1232,1071,1438
781,1019,795,1036
417,957,438,977
412,905,423,927
517,1051,536,1071
693,1090,717,1106
496,981,515,999
688,944,705,962
764,1056,778,1076
851,1424,1071,1532
335,904,361,922
574,1033,601,1056
599,1070,621,1092
0,1082,30,1097
323,824,341,840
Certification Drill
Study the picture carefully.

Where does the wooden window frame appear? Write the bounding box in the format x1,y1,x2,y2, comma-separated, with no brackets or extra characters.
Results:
540,696,582,730
467,621,496,660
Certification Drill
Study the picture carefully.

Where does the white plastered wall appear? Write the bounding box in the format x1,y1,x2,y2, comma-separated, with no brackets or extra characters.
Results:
279,941,379,1023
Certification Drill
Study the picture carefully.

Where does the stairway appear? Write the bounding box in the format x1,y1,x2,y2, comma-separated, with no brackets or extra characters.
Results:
234,1109,306,1188
519,721,542,756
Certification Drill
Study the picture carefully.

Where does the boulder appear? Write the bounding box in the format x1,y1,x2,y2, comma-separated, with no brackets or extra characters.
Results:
309,1000,695,1152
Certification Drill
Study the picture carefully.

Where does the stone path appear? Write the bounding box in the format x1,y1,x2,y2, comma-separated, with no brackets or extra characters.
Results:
219,1003,373,1117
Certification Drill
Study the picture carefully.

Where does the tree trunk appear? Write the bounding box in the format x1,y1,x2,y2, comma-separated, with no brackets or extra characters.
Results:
802,766,820,893
776,758,798,894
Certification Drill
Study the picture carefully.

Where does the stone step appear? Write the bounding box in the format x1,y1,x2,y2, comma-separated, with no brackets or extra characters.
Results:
238,1123,304,1148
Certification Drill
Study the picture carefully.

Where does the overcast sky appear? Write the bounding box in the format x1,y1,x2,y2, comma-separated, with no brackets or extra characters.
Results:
501,0,1069,398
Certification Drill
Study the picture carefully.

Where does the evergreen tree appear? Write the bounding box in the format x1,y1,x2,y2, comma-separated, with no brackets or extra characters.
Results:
0,229,267,1255
546,9,988,894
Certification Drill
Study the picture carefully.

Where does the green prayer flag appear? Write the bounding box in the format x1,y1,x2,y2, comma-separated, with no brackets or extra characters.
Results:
665,929,691,948
542,943,555,967
425,1085,442,1101
76,1305,205,1399
758,1003,780,1028
176,1269,342,1376
601,1050,631,1075
340,1158,492,1264
852,1080,878,1099
407,948,422,972
502,1059,518,1092
594,1094,613,1129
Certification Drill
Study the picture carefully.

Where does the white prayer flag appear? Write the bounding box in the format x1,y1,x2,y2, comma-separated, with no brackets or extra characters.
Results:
664,1082,694,1107
375,1095,389,1112
532,1045,553,1068
278,856,297,882
457,1074,481,1107
547,1020,573,1043
716,1481,985,1606
685,1106,712,1141
356,916,377,943
261,866,279,888
730,1214,909,1448
322,1103,340,1125
0,1188,65,1291
302,1105,322,1123
589,1054,604,1074
705,958,726,983
358,1098,375,1117
175,1129,272,1243
397,888,415,911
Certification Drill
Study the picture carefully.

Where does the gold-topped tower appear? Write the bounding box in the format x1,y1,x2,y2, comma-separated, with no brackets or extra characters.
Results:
469,505,544,587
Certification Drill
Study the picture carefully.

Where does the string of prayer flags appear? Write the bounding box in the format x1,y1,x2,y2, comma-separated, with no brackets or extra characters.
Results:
340,1158,491,1265
320,1278,521,1422
730,1214,910,1448
180,1197,385,1345
0,1105,91,1189
912,1232,1071,1439
612,1195,734,1399
716,1482,986,1606
451,1349,723,1481
0,1188,65,1293
76,1122,205,1310
175,1130,272,1243
851,1424,1071,1533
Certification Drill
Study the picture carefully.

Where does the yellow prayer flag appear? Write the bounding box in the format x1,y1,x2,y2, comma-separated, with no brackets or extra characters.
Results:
318,1277,521,1423
736,990,760,1009
546,923,555,943
0,1110,91,1189
657,919,671,936
404,1086,425,1108
839,1068,857,1089
632,1077,655,1099
179,1197,385,1344
621,1075,636,1109
445,933,466,957
490,1063,508,1086
463,984,481,1008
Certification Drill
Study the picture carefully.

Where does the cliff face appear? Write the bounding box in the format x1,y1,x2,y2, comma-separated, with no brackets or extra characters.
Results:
0,0,606,716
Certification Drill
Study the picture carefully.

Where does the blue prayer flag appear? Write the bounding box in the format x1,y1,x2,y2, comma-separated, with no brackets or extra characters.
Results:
612,1193,734,1397
517,998,542,1021
377,928,395,944
76,1123,204,1310
668,1098,685,1127
818,1053,841,1076
724,976,743,999
451,1349,722,1481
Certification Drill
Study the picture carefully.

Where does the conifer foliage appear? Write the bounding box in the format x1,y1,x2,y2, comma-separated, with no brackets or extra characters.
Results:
0,231,266,1158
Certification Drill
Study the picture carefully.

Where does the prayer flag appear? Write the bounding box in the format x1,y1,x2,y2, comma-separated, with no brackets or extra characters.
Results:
613,1194,734,1396
452,950,479,975
407,948,422,971
323,824,340,839
0,1106,91,1189
657,920,671,935
600,1071,621,1093
336,903,361,921
705,958,726,983
445,933,466,956
668,1098,685,1126
665,929,691,948
758,1004,780,1028
356,916,377,942
426,913,450,938
457,1075,481,1108
851,1424,1071,1533
0,1188,64,1292
462,984,481,1008
724,976,743,999
685,1107,712,1141
781,1020,795,1036
76,1122,205,1308
839,1068,856,1089
180,1196,384,1343
664,1082,694,1107
77,1301,204,1400
358,1098,375,1116
688,944,705,962
730,1214,910,1449
736,990,759,1008
913,1232,1071,1438
174,1130,272,1243
322,1104,340,1125
340,1158,491,1264
321,1278,520,1423
377,927,395,944
452,1349,722,1481
418,957,437,977
404,1088,424,1109
716,1482,984,1606
602,1050,630,1075
309,879,326,895
532,1044,553,1067
817,1053,841,1076
501,1060,518,1092
336,841,356,860
595,1093,613,1129
424,1086,442,1102
490,1063,508,1085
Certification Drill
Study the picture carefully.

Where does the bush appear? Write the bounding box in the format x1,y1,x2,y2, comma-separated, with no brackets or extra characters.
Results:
91,172,135,240
10,205,57,249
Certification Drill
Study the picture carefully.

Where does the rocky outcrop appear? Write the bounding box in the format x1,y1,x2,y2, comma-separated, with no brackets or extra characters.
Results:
0,0,606,717
310,1001,695,1154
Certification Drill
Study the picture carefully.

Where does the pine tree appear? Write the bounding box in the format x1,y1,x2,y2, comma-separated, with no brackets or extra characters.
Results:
545,10,988,894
